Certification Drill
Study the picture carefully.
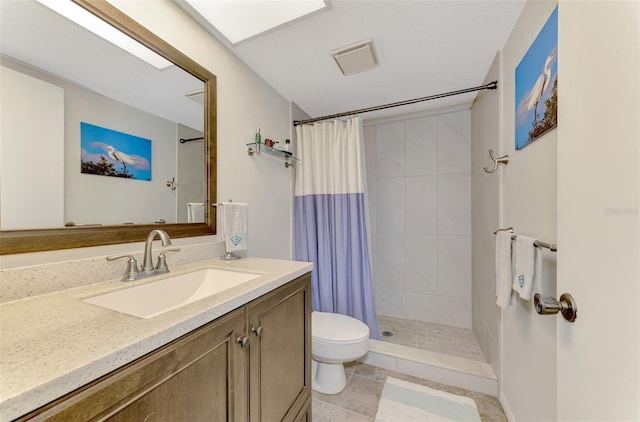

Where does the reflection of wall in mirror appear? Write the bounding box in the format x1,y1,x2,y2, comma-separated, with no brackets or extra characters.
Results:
177,124,204,223
0,59,201,228
64,73,176,226
0,65,64,230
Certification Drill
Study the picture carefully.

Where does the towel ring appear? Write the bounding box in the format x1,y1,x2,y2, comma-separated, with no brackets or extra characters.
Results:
484,149,509,173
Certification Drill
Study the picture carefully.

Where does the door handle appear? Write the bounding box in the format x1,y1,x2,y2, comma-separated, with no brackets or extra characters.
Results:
534,293,577,322
251,326,263,337
237,335,249,347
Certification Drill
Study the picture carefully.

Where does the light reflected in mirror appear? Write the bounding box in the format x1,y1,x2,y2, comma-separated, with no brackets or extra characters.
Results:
0,0,217,254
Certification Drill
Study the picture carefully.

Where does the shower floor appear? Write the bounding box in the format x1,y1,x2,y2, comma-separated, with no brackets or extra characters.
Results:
376,314,485,362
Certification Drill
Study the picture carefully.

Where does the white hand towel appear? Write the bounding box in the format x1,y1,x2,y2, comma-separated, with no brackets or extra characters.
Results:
531,246,543,298
513,235,537,300
495,231,514,308
187,202,205,223
222,202,248,252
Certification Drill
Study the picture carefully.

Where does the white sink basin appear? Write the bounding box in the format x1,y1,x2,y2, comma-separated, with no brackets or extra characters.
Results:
83,268,260,318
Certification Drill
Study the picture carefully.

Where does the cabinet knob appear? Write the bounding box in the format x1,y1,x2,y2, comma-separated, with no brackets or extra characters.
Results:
251,326,263,337
237,335,249,347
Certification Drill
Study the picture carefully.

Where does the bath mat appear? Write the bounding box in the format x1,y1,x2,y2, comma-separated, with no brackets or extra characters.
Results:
375,377,481,422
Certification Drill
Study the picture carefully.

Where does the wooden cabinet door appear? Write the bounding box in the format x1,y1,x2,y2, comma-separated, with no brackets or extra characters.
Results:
293,398,311,422
247,274,311,422
24,308,247,422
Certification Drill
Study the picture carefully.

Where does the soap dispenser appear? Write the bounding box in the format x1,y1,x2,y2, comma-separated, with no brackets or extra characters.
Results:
255,128,261,144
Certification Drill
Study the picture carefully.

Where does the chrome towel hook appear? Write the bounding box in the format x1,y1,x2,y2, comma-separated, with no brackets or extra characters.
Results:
484,149,509,173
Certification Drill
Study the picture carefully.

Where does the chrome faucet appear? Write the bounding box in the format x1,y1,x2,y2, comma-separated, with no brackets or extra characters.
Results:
142,229,173,273
107,229,180,281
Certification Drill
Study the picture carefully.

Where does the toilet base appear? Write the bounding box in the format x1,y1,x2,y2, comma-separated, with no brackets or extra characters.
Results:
312,359,348,395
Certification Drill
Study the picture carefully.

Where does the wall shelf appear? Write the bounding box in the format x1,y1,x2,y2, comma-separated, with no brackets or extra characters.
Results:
246,143,299,168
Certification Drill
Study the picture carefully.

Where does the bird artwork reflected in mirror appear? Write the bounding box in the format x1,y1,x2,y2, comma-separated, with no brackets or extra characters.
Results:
514,6,558,151
80,122,152,181
105,145,136,174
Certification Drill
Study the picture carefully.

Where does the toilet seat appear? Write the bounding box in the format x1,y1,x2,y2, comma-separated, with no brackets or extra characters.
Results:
312,311,370,344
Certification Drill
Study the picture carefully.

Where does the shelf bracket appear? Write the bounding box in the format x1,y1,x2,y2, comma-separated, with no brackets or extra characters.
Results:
247,144,259,156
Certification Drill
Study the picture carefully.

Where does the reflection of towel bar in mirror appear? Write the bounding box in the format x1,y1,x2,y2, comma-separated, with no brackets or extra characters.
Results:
211,200,233,207
494,227,557,252
484,149,509,173
179,137,204,143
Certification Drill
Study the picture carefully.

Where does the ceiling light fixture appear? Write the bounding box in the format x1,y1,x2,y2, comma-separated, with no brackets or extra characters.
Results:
178,0,328,45
36,0,172,70
331,39,379,76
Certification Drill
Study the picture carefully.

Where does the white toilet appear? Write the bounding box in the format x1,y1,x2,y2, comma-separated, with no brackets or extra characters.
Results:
311,311,370,394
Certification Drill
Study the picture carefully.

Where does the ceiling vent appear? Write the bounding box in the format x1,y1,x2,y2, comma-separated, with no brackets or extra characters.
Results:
331,39,379,76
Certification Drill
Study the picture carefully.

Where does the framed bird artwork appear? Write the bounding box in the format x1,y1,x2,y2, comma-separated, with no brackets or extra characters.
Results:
80,122,152,180
515,6,558,150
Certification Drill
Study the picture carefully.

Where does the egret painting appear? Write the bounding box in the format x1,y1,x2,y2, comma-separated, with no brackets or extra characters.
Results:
515,6,557,150
81,122,152,180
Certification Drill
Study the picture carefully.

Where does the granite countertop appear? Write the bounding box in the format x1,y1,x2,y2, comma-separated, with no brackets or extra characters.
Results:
0,257,312,421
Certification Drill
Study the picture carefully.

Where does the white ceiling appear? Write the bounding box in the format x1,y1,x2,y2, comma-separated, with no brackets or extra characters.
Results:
198,0,527,121
0,0,526,126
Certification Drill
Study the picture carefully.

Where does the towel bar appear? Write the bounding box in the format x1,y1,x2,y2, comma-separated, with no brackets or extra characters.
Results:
211,199,233,207
494,227,557,252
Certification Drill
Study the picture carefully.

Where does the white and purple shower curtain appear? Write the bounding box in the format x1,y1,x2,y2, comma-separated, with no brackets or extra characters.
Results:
294,117,380,339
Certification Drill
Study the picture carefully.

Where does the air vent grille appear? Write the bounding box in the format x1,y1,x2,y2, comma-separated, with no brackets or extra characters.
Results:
331,39,379,76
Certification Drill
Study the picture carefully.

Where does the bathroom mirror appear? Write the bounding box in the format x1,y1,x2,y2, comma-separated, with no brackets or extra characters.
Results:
0,0,217,254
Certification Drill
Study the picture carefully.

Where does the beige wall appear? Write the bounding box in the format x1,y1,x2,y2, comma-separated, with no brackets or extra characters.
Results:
499,1,559,420
0,66,64,229
469,1,640,419
470,53,501,379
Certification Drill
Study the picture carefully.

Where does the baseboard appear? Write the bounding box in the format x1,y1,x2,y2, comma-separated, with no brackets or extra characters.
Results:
360,339,498,396
499,389,516,421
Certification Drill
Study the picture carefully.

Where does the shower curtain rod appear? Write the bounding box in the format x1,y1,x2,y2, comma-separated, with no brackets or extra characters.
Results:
293,81,497,126
179,136,204,143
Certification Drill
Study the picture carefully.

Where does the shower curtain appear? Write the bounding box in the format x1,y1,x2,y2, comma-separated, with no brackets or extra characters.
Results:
294,117,380,339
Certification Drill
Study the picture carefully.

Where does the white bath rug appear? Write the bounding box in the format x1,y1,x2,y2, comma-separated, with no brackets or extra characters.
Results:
375,377,481,422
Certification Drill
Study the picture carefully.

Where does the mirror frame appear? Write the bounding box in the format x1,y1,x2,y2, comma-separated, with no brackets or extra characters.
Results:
0,0,217,255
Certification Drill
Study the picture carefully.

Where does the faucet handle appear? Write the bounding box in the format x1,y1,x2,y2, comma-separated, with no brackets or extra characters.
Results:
155,248,181,273
106,254,140,281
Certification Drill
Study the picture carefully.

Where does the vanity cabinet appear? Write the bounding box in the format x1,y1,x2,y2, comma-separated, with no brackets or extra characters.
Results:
248,274,311,421
20,273,311,422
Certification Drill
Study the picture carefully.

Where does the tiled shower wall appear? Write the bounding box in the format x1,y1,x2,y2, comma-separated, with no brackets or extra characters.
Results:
364,108,471,328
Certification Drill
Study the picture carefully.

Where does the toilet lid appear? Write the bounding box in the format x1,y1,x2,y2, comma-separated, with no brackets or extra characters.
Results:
312,311,370,343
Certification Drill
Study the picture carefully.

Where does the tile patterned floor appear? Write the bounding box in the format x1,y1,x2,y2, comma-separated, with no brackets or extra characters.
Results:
377,314,486,362
312,361,507,421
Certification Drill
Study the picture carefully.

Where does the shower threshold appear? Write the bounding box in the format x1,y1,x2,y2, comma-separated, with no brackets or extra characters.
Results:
362,315,497,396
